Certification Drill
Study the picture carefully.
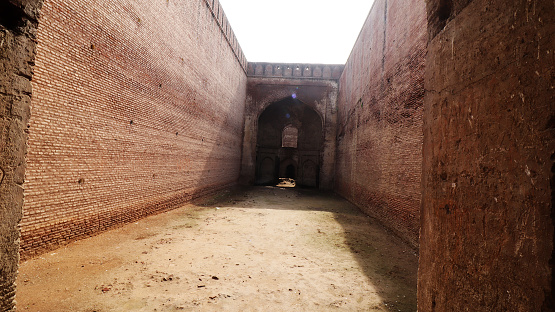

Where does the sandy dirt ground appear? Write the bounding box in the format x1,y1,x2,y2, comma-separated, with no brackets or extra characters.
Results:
16,186,418,311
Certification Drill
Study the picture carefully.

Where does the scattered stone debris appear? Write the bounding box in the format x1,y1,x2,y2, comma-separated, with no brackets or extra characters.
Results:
209,293,231,300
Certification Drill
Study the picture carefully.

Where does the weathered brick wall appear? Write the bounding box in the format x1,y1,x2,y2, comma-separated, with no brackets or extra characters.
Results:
419,0,555,310
20,0,247,258
0,1,43,310
334,0,426,247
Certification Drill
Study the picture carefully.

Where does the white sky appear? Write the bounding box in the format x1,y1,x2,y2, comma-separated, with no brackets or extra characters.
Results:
218,0,375,64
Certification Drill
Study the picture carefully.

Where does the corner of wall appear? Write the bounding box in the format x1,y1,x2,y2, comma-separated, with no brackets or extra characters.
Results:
0,0,44,309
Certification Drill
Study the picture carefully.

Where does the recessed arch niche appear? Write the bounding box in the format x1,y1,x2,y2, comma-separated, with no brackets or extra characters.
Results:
255,96,322,187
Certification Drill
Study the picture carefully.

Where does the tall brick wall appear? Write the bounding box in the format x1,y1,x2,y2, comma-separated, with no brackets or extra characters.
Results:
419,0,555,310
20,0,247,258
0,1,43,310
334,0,426,247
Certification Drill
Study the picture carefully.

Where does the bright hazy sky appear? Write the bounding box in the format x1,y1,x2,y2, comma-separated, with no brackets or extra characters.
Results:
218,0,375,64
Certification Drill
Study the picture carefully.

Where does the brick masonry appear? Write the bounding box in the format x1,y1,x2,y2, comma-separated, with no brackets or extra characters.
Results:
419,0,555,310
1,0,554,310
334,0,427,248
20,0,247,259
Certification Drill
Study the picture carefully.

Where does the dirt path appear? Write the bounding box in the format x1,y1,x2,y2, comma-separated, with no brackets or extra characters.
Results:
17,186,418,311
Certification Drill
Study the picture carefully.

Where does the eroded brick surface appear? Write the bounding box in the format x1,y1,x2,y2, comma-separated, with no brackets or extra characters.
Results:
419,0,555,310
20,0,247,259
0,1,43,310
334,0,427,248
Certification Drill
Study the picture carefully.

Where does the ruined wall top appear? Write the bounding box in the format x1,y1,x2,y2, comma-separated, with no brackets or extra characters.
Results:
248,62,345,80
204,0,247,72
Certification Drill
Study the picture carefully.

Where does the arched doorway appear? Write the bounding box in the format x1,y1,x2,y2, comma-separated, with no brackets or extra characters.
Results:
255,96,322,188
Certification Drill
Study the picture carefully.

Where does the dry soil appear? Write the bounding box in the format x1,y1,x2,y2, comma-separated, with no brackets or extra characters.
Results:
17,186,417,311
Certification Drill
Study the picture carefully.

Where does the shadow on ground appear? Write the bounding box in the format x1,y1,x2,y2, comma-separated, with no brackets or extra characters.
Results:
201,185,418,311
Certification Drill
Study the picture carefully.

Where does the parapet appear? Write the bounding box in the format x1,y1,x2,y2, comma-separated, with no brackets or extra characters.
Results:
248,62,345,80
204,0,248,72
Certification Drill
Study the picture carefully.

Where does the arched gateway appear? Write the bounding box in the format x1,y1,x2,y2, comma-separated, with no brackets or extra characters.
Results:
255,97,322,187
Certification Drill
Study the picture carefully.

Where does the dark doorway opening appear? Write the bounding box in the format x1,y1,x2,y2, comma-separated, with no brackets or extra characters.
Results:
285,164,296,179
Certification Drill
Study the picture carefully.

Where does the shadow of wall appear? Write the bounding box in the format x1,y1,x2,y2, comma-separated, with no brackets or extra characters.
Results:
210,186,419,311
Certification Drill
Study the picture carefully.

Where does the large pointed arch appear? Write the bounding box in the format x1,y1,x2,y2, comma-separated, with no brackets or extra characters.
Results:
255,96,323,187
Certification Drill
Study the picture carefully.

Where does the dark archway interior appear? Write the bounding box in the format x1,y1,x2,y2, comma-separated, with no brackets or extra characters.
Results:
256,97,322,187
285,164,295,179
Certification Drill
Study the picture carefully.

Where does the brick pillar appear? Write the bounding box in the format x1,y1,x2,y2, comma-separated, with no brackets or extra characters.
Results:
419,0,554,310
0,1,43,310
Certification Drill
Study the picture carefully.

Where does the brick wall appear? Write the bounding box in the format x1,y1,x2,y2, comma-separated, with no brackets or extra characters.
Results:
20,0,247,258
334,0,426,248
0,0,43,309
419,0,555,310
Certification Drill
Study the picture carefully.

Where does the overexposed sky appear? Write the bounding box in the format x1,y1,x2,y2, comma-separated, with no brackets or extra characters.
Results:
218,0,375,64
